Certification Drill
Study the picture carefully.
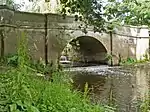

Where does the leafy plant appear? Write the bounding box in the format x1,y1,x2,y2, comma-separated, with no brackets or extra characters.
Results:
7,54,18,66
120,57,136,65
0,31,115,112
140,92,150,112
140,99,150,112
105,54,112,61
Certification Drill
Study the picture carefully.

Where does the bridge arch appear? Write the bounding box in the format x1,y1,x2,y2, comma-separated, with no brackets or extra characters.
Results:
61,36,108,65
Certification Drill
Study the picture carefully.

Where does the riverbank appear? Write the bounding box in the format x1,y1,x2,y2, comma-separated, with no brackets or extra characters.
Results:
0,64,115,112
1,61,150,112
0,32,112,112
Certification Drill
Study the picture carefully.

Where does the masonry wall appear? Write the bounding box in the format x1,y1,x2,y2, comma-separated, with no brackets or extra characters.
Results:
0,8,45,61
113,26,149,62
0,6,149,66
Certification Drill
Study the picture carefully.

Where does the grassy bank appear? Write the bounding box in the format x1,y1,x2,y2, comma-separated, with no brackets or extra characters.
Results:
0,66,112,112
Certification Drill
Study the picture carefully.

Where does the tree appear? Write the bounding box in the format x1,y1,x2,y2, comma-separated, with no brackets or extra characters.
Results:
0,0,23,10
60,0,150,32
60,0,107,32
104,0,150,27
26,0,61,13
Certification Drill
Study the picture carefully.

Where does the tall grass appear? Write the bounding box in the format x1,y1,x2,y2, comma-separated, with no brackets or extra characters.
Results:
140,93,150,112
0,69,108,112
0,32,114,112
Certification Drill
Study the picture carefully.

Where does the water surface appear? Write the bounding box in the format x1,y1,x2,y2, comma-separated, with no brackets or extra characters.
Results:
66,64,150,112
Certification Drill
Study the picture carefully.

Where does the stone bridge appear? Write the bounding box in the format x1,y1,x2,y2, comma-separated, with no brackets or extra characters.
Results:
0,5,149,65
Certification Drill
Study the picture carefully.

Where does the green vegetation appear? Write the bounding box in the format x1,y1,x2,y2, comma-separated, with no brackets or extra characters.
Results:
61,0,150,31
0,32,114,112
120,54,149,66
140,97,150,112
1,1,150,111
119,57,136,65
0,68,109,112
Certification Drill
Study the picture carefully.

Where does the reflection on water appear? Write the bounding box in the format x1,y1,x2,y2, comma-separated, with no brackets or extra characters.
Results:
68,65,150,112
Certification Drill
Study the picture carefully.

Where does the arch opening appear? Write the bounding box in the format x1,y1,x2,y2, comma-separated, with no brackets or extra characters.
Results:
60,36,108,67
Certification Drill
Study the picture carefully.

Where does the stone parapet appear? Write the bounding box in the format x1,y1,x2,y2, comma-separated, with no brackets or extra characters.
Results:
0,5,14,24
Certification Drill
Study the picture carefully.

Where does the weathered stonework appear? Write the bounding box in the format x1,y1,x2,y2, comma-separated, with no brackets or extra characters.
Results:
0,6,149,65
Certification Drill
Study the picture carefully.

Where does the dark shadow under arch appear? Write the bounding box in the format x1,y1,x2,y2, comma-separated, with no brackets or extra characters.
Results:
61,36,108,66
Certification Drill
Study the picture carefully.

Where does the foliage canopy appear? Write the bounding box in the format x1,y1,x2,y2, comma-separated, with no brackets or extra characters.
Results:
60,0,150,32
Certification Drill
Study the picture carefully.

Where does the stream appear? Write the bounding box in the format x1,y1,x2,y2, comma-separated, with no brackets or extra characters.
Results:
65,64,150,112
